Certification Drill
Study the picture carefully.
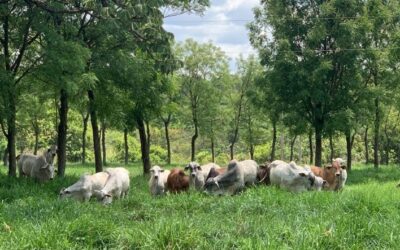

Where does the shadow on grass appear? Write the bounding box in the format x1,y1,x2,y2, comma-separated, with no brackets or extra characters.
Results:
347,165,400,186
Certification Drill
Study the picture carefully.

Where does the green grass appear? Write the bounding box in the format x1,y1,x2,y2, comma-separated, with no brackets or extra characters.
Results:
1,163,400,249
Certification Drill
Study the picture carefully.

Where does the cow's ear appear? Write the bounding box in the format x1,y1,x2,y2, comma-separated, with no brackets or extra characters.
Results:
184,165,190,171
299,172,307,177
326,164,332,169
105,194,112,197
160,169,165,173
341,165,347,170
197,166,202,171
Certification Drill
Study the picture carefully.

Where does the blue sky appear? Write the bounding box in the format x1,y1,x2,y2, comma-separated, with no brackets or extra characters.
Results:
163,0,260,71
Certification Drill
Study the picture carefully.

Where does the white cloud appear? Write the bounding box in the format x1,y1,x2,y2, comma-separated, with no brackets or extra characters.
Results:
164,0,260,71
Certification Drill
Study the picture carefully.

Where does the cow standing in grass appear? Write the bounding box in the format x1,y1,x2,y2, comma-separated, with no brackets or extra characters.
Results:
17,145,57,182
149,165,170,196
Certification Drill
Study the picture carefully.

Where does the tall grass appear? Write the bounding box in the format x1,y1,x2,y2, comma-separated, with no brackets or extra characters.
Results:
0,164,400,249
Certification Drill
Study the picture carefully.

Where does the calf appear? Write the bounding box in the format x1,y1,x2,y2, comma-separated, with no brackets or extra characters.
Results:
149,165,170,196
59,172,109,202
204,159,259,196
95,167,130,205
167,168,189,193
185,162,220,190
310,158,347,191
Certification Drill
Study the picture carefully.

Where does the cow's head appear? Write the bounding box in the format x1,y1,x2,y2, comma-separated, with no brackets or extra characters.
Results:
150,165,165,180
312,176,328,191
39,163,55,181
94,190,113,205
327,158,347,177
185,162,201,178
44,145,58,165
59,187,72,199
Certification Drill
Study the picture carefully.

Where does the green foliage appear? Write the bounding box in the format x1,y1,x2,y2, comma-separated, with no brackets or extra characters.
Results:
150,145,168,164
1,164,400,248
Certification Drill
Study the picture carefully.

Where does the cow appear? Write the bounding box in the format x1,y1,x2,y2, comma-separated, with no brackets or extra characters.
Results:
149,165,170,196
310,158,347,191
205,167,227,181
59,172,109,202
94,167,130,205
17,146,57,182
167,168,189,193
257,162,271,185
185,162,221,190
269,160,320,193
204,159,259,196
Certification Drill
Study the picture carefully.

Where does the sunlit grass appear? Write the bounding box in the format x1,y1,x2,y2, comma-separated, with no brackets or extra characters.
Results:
0,163,400,249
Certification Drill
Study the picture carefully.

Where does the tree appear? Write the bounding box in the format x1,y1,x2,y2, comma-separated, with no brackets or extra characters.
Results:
249,0,371,166
227,55,261,160
176,39,228,161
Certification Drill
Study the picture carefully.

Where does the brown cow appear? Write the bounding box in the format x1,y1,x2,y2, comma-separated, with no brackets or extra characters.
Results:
310,158,347,191
167,168,189,193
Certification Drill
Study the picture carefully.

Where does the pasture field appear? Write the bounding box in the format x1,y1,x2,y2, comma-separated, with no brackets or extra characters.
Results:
1,164,400,249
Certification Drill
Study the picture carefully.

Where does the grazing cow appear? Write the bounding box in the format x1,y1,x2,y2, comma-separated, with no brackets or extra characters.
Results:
95,167,130,205
59,172,109,202
204,159,259,196
206,167,227,181
310,158,347,191
17,146,57,182
185,162,221,190
149,165,170,196
167,168,189,193
269,160,319,193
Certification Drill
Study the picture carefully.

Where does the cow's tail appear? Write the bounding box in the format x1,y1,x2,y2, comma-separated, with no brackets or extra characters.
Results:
16,154,21,161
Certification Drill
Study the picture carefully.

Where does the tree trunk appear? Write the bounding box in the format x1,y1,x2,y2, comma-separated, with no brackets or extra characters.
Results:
163,115,171,165
57,89,68,177
146,121,151,158
280,133,285,160
249,144,255,160
101,123,107,166
346,131,356,172
308,129,313,165
374,98,380,169
33,125,39,155
289,135,297,161
81,113,89,164
270,120,277,161
124,128,129,165
315,123,322,167
191,119,198,162
136,116,151,174
298,135,302,163
329,135,334,162
211,138,215,163
364,126,369,164
88,90,102,173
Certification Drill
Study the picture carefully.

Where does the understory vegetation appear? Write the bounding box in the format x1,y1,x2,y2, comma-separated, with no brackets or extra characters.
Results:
1,164,399,249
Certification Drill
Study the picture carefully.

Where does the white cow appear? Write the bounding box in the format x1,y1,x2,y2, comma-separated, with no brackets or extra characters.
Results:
269,160,319,193
149,165,170,196
17,146,57,182
59,172,109,202
185,162,221,190
204,159,259,196
95,167,130,205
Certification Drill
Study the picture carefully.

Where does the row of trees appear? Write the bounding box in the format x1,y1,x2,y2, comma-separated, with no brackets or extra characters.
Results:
2,0,400,177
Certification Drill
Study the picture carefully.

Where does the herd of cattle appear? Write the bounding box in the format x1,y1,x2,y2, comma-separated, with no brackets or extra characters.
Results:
149,158,347,196
11,145,348,204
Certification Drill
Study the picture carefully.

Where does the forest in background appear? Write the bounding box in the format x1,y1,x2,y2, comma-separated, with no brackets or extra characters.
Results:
2,0,400,176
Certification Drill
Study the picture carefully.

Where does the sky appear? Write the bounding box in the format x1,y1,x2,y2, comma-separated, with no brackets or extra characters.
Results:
163,0,260,71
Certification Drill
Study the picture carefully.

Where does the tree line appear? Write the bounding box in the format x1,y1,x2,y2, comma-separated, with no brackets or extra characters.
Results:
2,0,400,177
